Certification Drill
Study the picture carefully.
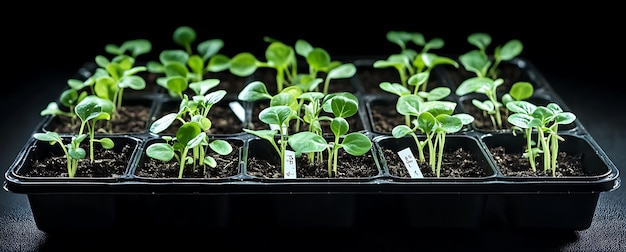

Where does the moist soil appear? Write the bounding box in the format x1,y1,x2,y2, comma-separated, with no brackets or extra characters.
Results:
246,149,379,179
24,143,135,177
382,147,488,177
489,146,585,177
136,141,241,178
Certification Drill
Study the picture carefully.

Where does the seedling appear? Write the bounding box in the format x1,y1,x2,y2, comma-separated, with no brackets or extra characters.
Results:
146,26,228,98
374,31,458,93
506,101,576,176
228,38,355,95
243,105,298,175
74,95,116,162
391,96,474,177
41,39,151,128
33,95,116,177
288,94,371,177
146,122,233,178
380,74,452,126
459,32,523,80
456,78,534,130
32,132,87,178
146,90,234,178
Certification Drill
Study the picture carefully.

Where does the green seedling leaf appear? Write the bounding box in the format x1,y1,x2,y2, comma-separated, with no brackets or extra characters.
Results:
472,99,495,114
420,87,451,101
408,72,429,88
288,131,327,153
189,79,220,96
507,113,535,128
467,33,491,50
164,61,189,78
456,77,492,96
509,82,534,101
204,90,227,105
229,52,259,77
118,75,146,90
68,146,86,160
99,138,114,149
146,143,175,161
266,41,294,68
188,55,204,75
176,122,202,147
204,156,217,168
396,95,422,116
341,133,371,156
209,139,233,155
207,54,231,72
379,82,410,96
506,100,537,115
330,117,349,136
243,129,277,142
238,81,272,101
151,113,179,133
160,50,189,66
198,39,224,61
259,105,293,126
75,96,115,122
554,112,576,125
499,39,524,61
306,48,331,70
459,50,490,77
416,111,437,133
328,95,358,118
295,39,314,58
326,63,356,80
166,76,188,96
453,113,475,125
173,26,196,51
436,114,463,133
392,125,413,138
421,100,456,117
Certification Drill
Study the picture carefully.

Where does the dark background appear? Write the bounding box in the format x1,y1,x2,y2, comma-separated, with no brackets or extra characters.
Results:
2,5,624,251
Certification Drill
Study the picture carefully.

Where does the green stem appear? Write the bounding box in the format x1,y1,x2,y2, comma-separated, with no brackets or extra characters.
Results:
436,133,445,178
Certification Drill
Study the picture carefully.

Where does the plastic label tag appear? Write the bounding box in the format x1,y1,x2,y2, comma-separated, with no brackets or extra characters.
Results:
398,147,423,178
284,150,297,179
228,101,246,123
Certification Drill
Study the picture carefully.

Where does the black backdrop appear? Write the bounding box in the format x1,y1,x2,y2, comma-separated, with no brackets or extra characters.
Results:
5,5,622,92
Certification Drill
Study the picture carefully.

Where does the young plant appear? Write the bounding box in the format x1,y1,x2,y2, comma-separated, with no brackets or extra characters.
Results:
391,96,474,177
228,38,355,95
32,132,87,178
506,101,577,176
74,95,116,162
380,73,452,126
459,32,523,80
288,94,371,177
243,105,299,176
146,26,228,98
237,80,303,131
146,90,234,178
40,39,151,128
455,78,534,130
374,31,458,93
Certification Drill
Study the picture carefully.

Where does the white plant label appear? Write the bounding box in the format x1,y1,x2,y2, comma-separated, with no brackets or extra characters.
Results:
398,147,423,178
228,101,246,123
284,150,297,179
